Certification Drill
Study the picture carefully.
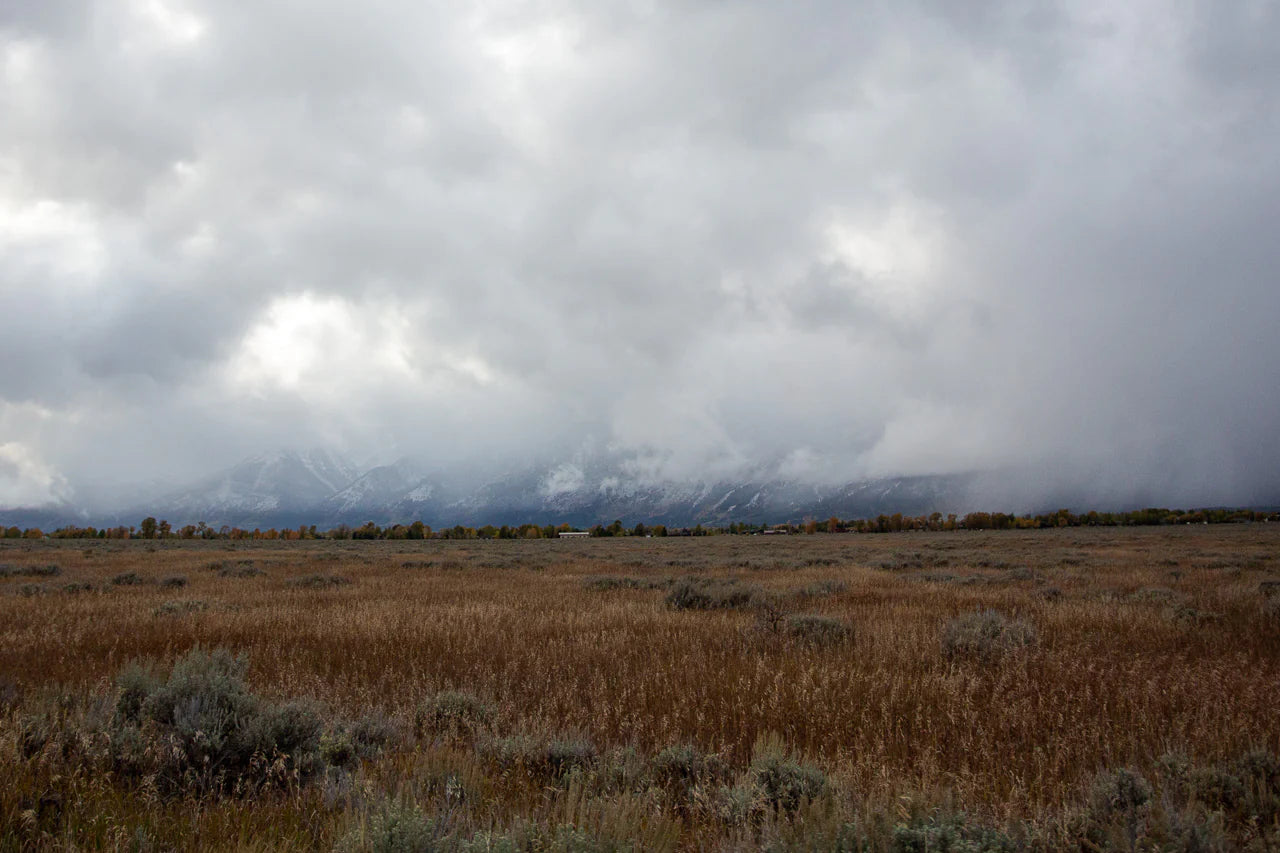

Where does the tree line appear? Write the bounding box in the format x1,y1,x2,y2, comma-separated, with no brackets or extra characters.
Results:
4,506,1276,542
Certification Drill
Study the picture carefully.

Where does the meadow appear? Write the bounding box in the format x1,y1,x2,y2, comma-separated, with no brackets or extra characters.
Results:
1,525,1278,851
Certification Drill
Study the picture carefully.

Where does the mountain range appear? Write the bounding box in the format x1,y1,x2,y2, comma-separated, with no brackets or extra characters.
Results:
0,449,978,530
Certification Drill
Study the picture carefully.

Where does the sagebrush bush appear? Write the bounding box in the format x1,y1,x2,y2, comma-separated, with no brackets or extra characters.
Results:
709,781,760,827
325,712,403,767
794,579,847,599
1188,766,1246,811
110,572,145,586
652,744,729,793
748,732,827,814
287,573,352,589
336,800,444,853
1156,749,1280,831
479,733,598,783
320,730,359,768
941,610,1037,661
876,554,925,571
583,576,666,591
415,691,493,742
348,711,402,755
1263,594,1280,624
593,745,651,795
160,575,188,588
225,566,266,578
207,559,265,577
0,563,60,577
665,578,756,611
785,614,854,646
0,677,20,712
153,599,208,617
1166,603,1220,627
132,648,324,791
115,662,162,721
1089,767,1152,852
1133,586,1177,603
890,813,1021,852
545,737,598,778
1232,750,1280,825
1037,586,1063,602
25,647,331,795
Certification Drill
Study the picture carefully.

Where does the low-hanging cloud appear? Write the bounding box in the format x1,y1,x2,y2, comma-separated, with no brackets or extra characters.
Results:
2,0,1278,509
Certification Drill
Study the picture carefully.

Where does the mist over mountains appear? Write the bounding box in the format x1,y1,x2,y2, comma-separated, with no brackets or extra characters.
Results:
7,445,1275,534
2,448,985,531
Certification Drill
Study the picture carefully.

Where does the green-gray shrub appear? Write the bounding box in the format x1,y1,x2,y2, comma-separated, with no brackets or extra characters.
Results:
785,614,854,646
665,578,756,611
348,711,401,755
479,733,598,782
0,563,60,577
1263,595,1280,624
320,730,359,768
891,813,1021,852
224,566,266,578
593,745,651,794
415,691,493,741
1037,586,1063,602
1091,767,1153,816
1233,750,1280,824
653,744,730,797
1089,767,1153,852
115,662,163,722
326,711,403,766
941,610,1037,661
710,782,760,827
153,599,208,617
114,647,324,793
287,573,352,589
583,576,667,591
545,736,598,778
795,579,847,599
0,677,19,712
336,800,445,853
749,736,827,814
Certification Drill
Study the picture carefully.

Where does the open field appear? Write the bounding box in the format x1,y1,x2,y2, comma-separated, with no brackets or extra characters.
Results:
2,525,1279,851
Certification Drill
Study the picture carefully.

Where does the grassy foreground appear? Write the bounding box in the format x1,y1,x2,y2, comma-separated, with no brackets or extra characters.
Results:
1,526,1279,851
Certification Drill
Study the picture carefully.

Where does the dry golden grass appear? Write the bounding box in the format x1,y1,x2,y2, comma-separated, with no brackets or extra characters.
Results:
2,525,1279,850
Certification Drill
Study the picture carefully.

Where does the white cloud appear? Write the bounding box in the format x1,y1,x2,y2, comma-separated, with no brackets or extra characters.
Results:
0,0,1278,508
0,442,68,507
129,0,207,48
540,463,585,497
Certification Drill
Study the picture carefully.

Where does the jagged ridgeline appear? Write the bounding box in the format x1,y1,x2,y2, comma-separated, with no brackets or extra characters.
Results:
3,449,977,530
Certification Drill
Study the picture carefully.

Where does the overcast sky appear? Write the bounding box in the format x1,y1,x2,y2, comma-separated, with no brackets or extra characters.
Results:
2,0,1279,508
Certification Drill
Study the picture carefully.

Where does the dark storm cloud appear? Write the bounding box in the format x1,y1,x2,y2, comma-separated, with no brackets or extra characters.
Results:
1,0,1278,508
